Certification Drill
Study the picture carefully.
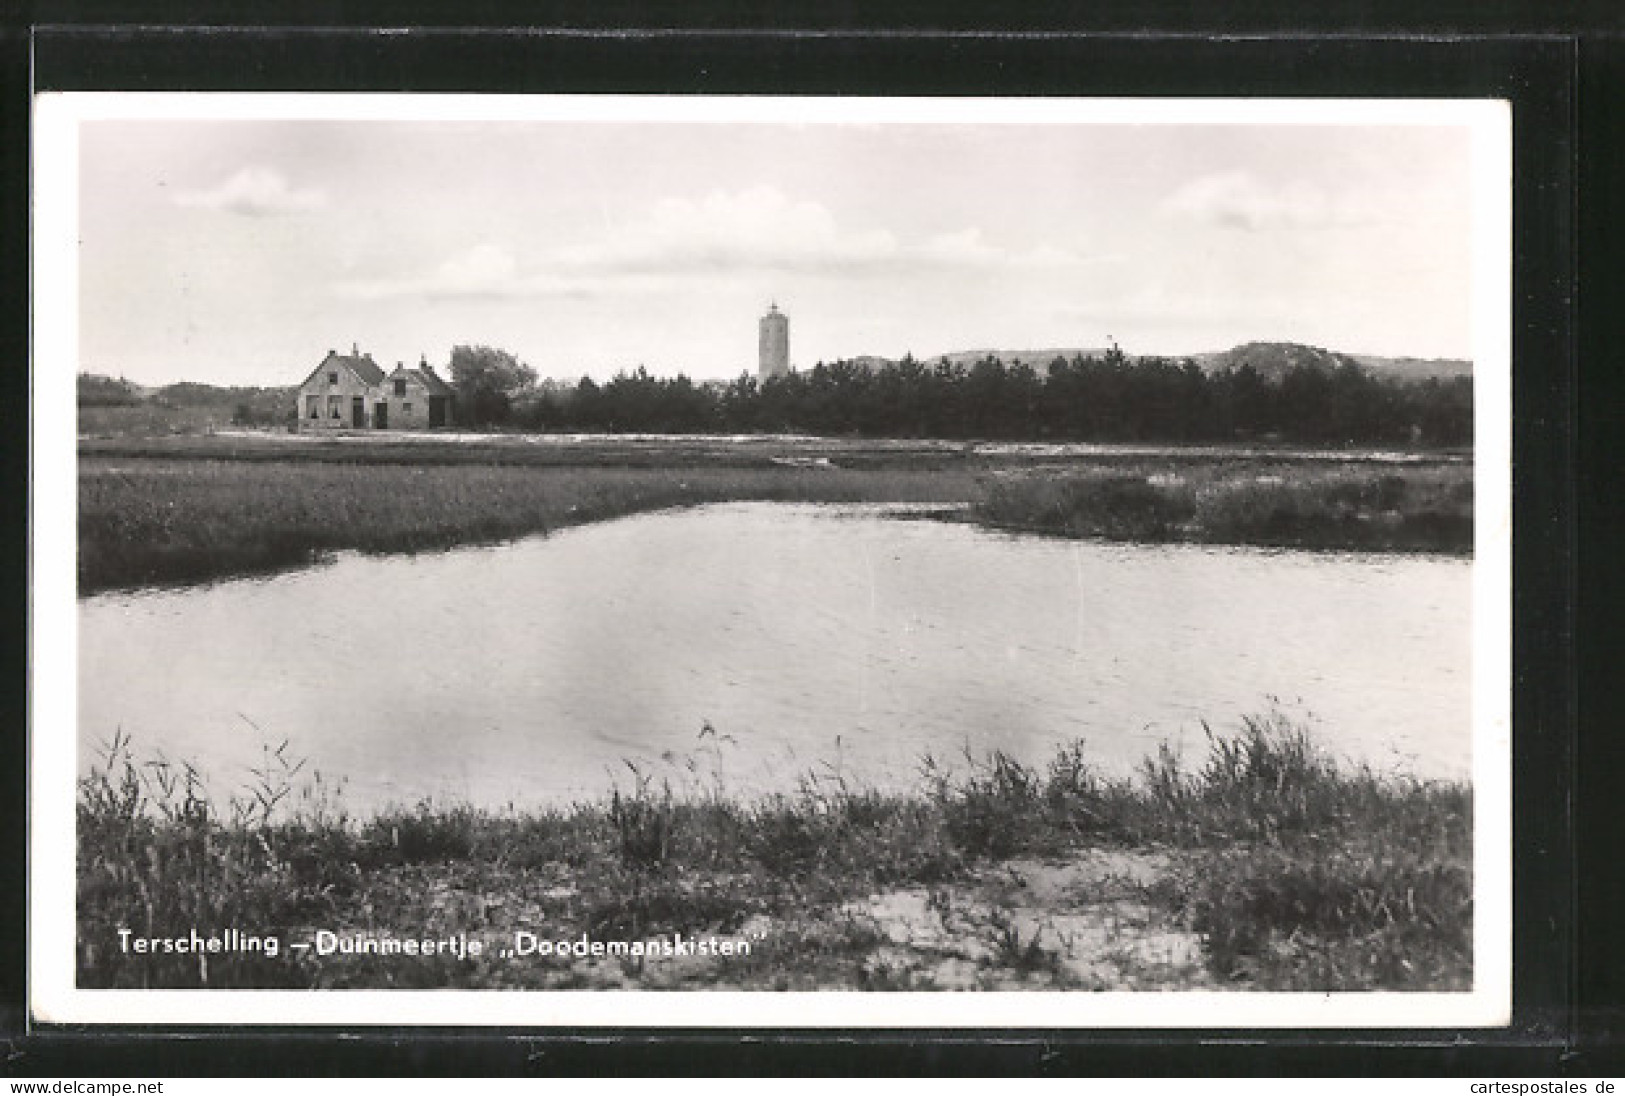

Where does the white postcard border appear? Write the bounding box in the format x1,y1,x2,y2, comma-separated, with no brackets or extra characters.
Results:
30,92,1513,1029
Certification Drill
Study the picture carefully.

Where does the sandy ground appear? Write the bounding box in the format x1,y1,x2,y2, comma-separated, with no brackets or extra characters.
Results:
828,850,1214,991
299,847,1217,992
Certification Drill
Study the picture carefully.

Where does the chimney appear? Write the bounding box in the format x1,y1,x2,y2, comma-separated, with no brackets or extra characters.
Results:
351,341,359,356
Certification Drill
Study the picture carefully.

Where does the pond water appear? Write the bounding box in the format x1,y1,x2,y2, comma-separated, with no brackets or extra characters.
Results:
79,503,1471,814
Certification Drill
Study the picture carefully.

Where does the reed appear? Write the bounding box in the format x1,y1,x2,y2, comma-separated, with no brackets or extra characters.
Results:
77,458,976,593
78,449,1470,594
975,463,1472,553
77,713,1470,991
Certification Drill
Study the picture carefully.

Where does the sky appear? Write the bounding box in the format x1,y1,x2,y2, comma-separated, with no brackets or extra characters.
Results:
74,112,1484,387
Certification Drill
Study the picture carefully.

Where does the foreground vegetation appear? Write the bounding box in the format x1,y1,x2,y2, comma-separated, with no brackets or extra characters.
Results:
77,438,1470,593
78,713,1471,991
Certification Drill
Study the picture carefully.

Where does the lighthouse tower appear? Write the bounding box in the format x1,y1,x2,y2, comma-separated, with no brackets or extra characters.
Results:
758,302,790,382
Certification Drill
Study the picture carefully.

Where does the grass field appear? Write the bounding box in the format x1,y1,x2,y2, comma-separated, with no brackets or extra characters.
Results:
78,458,979,592
77,712,1471,992
76,434,1472,594
975,462,1473,553
78,404,241,437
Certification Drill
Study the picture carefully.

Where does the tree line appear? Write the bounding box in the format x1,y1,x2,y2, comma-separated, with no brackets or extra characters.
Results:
459,346,1470,447
80,345,1473,447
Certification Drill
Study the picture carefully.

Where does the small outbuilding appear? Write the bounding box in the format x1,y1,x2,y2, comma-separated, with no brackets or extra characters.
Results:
296,344,454,430
381,358,455,429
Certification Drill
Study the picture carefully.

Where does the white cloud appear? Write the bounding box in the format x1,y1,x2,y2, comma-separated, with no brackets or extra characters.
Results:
554,186,900,275
338,186,1104,302
1161,171,1377,232
174,167,327,216
339,244,564,301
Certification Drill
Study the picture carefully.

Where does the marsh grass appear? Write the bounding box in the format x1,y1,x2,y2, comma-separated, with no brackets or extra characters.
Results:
77,458,978,593
78,713,1469,991
77,404,236,438
78,439,1469,594
1191,840,1472,990
976,463,1472,553
75,731,337,987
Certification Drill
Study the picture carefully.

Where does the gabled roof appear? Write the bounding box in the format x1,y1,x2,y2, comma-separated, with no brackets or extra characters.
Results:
387,361,456,398
412,364,455,398
336,351,386,386
300,348,385,390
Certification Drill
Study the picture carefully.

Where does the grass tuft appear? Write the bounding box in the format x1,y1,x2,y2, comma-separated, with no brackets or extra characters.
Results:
1191,840,1472,990
609,768,677,871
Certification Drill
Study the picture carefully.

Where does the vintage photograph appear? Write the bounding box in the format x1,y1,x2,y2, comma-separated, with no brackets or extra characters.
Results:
31,95,1510,1026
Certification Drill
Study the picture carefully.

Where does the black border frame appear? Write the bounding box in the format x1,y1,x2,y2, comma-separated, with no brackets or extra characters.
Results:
5,19,1597,1076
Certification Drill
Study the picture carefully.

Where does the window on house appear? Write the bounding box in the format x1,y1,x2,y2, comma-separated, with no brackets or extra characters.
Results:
328,395,341,418
403,403,412,414
306,397,319,419
328,371,338,384
394,379,407,396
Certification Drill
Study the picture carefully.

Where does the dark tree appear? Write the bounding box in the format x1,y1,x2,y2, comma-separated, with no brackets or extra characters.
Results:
473,346,1470,450
449,345,538,426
